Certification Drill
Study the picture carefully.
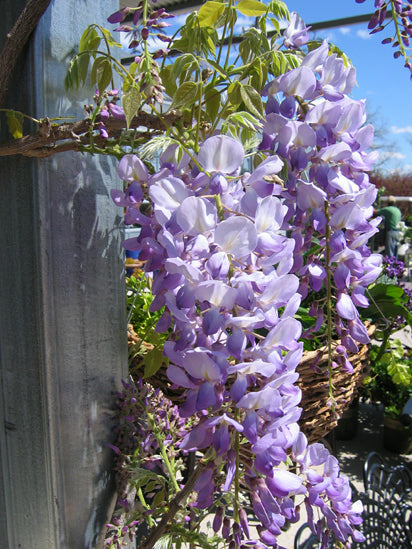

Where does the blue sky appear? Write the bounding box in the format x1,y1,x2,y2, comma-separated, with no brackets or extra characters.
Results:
120,1,412,174
284,0,412,174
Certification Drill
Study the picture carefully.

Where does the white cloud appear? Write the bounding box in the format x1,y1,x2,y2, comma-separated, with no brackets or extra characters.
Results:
356,29,371,40
391,125,412,134
379,151,406,160
340,27,351,36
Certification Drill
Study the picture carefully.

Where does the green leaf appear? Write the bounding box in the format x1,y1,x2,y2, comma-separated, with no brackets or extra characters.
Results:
204,59,228,79
362,283,412,325
237,0,268,16
268,0,290,21
240,84,264,118
91,57,112,91
160,65,177,98
101,27,122,48
228,81,242,107
77,54,90,86
153,535,173,549
172,53,200,85
6,111,23,139
204,86,221,122
249,57,268,92
130,467,162,486
65,57,80,89
78,26,101,53
388,359,411,386
143,347,166,378
172,12,218,57
122,82,141,129
198,1,225,27
152,489,167,509
139,136,177,160
226,111,262,131
171,81,200,109
239,27,270,64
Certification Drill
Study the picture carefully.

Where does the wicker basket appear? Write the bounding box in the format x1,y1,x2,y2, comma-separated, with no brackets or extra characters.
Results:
128,323,374,444
297,323,374,443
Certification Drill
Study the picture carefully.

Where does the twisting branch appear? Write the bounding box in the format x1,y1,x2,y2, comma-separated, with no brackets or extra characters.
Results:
0,110,183,158
139,460,207,549
0,0,52,107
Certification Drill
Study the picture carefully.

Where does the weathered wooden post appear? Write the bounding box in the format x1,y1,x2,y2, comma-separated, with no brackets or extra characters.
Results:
0,1,128,547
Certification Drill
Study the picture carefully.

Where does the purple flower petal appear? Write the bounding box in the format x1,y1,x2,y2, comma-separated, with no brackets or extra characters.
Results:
336,292,358,320
176,196,217,235
117,154,148,182
198,135,244,174
214,216,257,258
196,381,217,410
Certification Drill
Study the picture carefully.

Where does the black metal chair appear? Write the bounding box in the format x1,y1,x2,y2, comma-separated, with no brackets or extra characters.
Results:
363,450,412,494
293,523,324,549
352,486,412,548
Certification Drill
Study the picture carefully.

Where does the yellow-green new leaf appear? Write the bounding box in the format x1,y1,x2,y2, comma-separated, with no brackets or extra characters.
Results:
198,1,225,27
237,0,267,16
144,348,166,378
6,111,24,139
240,84,264,118
78,26,101,53
122,82,141,129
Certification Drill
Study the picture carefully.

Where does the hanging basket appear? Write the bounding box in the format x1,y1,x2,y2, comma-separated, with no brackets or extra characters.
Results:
297,323,375,443
128,323,374,444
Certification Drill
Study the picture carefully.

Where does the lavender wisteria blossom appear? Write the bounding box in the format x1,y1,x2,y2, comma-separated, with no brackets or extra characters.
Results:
263,39,382,357
112,93,369,545
101,1,390,546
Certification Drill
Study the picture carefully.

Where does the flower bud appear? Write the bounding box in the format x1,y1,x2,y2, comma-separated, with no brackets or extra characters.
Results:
212,506,224,533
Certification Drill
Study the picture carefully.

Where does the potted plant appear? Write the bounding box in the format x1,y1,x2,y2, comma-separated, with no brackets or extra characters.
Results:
362,340,412,453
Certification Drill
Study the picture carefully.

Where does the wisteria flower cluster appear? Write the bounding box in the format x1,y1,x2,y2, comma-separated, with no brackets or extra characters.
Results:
261,38,383,361
105,379,188,548
107,29,382,544
60,0,411,545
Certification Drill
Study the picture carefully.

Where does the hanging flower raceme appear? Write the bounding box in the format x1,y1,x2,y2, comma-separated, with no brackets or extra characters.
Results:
113,114,366,545
262,40,382,357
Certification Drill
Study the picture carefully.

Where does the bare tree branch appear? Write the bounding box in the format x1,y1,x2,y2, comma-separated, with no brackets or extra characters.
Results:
0,0,52,107
139,461,207,549
0,110,182,158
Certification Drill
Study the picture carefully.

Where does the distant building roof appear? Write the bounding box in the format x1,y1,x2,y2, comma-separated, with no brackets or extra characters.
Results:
120,0,201,15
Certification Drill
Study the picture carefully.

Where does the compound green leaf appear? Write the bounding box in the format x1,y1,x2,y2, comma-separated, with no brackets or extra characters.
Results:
198,1,225,27
171,81,200,109
237,0,267,16
122,82,141,129
240,84,264,118
79,26,101,53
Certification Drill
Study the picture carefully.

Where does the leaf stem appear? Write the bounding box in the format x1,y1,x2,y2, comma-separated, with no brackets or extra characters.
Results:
146,410,181,494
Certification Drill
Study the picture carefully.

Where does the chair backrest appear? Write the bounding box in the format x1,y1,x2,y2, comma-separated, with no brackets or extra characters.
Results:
352,452,412,548
352,487,412,548
294,524,322,549
363,451,412,494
